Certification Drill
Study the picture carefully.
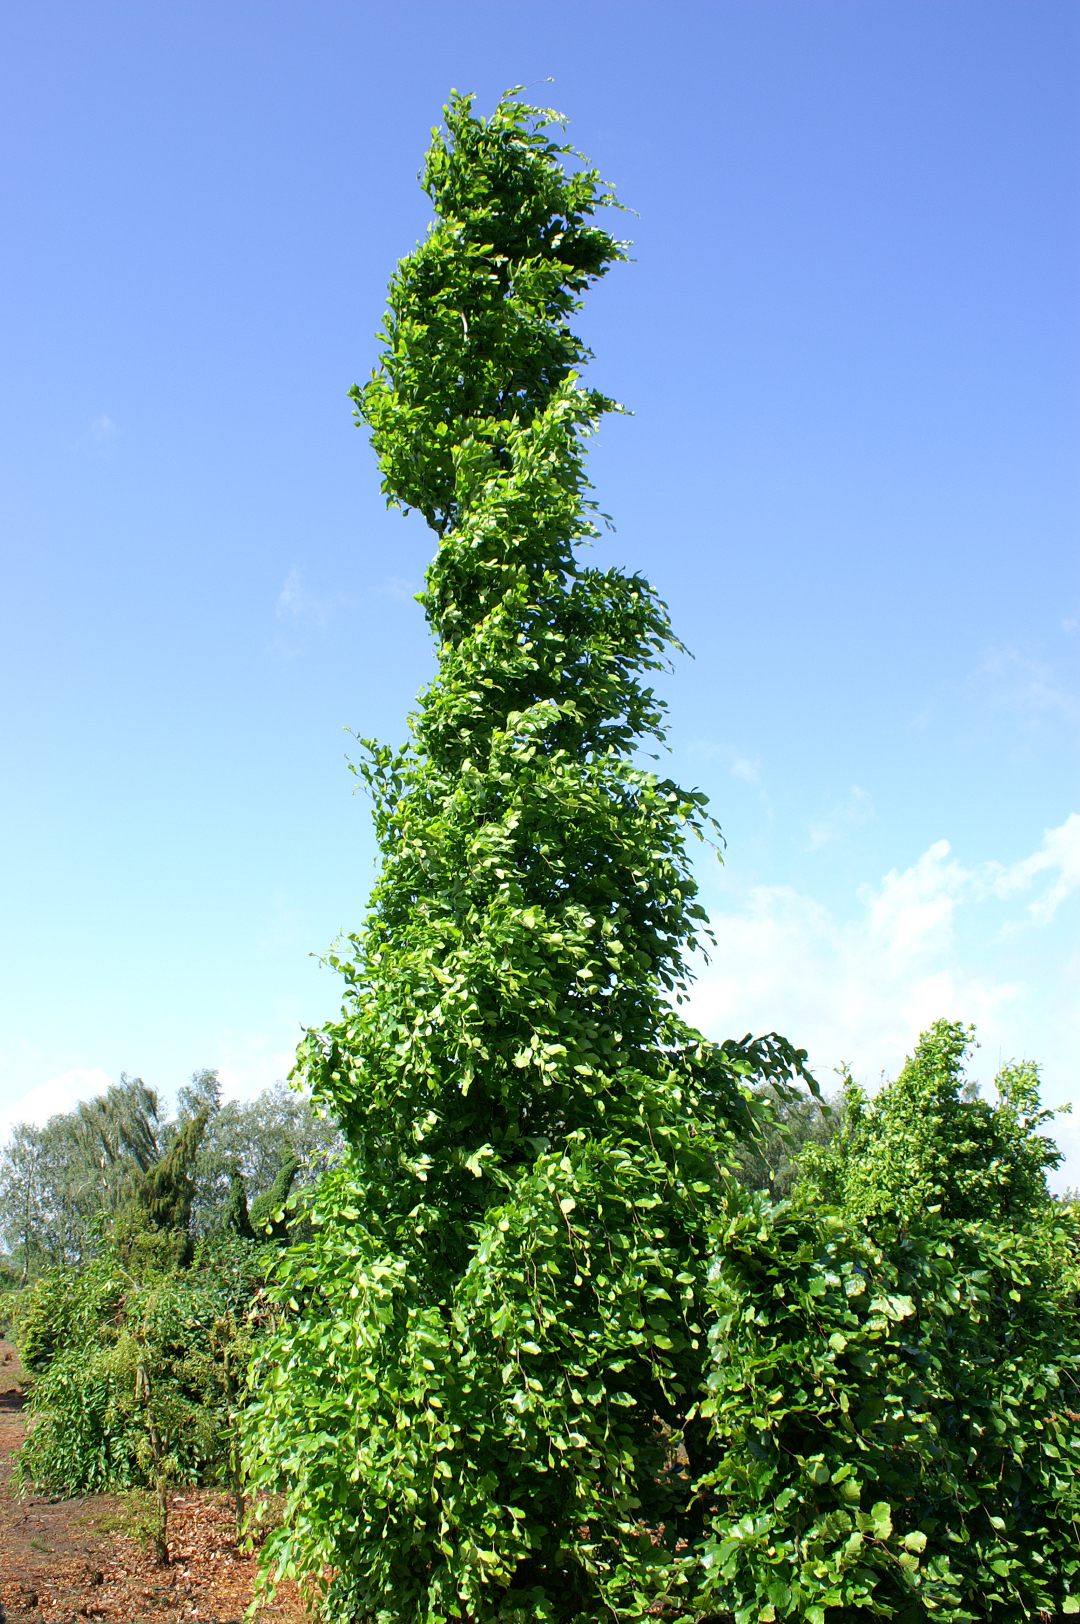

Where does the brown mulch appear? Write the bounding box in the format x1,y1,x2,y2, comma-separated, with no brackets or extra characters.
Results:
0,1340,309,1624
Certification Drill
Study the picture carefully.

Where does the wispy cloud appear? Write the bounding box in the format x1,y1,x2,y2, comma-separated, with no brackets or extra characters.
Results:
90,414,118,442
731,755,762,786
276,566,341,627
382,576,418,604
215,1035,300,1104
983,812,1080,924
686,741,765,791
277,568,305,617
809,784,873,850
271,565,352,659
688,843,1006,1092
973,646,1080,728
0,1066,114,1139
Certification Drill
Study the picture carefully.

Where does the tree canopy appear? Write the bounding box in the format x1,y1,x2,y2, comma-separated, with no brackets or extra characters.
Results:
804,1019,1064,1225
0,1073,339,1281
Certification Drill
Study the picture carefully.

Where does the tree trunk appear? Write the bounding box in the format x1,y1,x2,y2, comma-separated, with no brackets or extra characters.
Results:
136,1360,169,1566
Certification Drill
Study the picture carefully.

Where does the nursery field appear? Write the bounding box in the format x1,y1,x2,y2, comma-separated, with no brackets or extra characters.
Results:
0,1341,304,1624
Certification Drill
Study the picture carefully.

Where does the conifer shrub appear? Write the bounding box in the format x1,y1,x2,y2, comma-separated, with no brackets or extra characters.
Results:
249,1152,301,1239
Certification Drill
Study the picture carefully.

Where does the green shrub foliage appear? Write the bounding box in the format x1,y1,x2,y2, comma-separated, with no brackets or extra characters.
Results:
222,1164,256,1238
248,1152,300,1239
245,90,812,1624
15,1235,273,1500
806,1020,1064,1226
699,1188,1080,1623
702,1034,1079,1622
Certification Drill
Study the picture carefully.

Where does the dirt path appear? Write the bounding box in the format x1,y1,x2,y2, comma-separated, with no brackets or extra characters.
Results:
0,1340,307,1624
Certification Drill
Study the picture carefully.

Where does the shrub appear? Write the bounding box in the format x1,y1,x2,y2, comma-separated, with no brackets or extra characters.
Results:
805,1020,1064,1227
698,1187,1080,1622
16,1234,273,1506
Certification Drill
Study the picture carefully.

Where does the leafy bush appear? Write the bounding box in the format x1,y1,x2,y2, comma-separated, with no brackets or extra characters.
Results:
696,1023,1080,1620
248,1153,300,1239
15,1234,273,1502
806,1020,1064,1226
698,1156,1080,1620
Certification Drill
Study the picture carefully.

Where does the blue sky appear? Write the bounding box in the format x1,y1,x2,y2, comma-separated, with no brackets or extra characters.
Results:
2,2,1078,1179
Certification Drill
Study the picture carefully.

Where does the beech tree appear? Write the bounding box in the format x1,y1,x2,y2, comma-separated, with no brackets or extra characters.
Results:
698,1025,1080,1621
246,90,811,1624
806,1019,1064,1225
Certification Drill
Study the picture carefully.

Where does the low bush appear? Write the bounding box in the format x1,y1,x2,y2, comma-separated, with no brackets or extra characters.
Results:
15,1233,274,1503
698,1187,1080,1623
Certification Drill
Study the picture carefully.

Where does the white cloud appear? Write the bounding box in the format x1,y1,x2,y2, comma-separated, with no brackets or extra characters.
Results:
90,414,118,442
0,1032,306,1149
983,812,1080,924
276,566,349,628
277,567,306,617
731,755,761,786
272,566,349,660
276,566,333,624
860,838,968,967
685,742,766,793
686,814,1080,1182
0,1066,114,1140
382,576,418,604
686,870,1016,1092
975,647,1080,727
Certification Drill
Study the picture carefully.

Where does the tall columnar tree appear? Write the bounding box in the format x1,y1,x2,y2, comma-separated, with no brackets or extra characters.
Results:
247,91,811,1624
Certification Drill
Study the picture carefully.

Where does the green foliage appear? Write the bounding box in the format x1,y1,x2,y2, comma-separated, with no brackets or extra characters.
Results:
0,1072,340,1277
222,1166,255,1238
0,1075,164,1278
805,1020,1064,1225
354,89,624,537
110,1105,211,1272
139,1106,210,1227
245,89,812,1624
14,1234,274,1502
698,1186,1080,1622
187,1079,342,1236
248,1153,300,1239
731,1084,839,1201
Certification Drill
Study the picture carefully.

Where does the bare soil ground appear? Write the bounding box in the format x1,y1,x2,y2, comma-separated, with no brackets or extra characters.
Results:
0,1340,308,1624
